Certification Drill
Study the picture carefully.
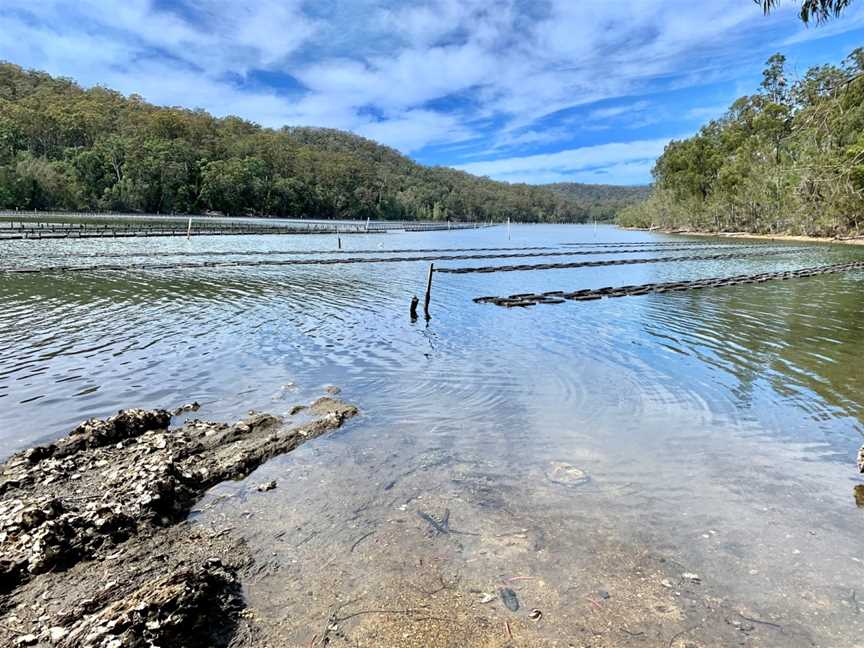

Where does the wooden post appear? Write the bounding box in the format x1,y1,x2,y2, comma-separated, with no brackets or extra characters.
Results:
186,217,192,239
410,295,419,320
423,263,434,320
507,217,511,240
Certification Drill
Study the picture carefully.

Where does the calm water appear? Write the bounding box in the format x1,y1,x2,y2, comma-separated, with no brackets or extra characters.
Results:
2,225,864,646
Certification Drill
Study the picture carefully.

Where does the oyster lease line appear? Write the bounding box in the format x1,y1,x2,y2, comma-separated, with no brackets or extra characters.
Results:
436,248,804,274
0,244,804,274
0,241,755,261
473,261,864,307
0,245,561,261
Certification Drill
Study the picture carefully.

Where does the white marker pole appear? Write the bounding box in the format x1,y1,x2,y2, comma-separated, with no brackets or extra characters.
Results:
186,217,192,240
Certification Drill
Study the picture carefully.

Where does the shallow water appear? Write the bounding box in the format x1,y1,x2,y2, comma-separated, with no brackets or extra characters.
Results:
2,224,864,646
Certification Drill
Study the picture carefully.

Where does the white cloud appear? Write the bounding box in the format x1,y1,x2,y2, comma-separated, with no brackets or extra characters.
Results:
501,160,658,186
354,109,475,152
455,138,674,184
297,42,495,111
589,101,652,121
484,127,577,152
686,105,729,121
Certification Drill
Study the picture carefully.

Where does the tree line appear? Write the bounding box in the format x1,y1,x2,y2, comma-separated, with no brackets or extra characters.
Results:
0,62,643,223
618,47,864,237
545,183,650,222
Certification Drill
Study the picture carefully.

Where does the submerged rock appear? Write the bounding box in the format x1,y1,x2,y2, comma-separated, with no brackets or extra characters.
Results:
545,461,590,487
257,480,277,492
171,402,201,416
854,484,864,508
681,572,701,583
499,587,520,612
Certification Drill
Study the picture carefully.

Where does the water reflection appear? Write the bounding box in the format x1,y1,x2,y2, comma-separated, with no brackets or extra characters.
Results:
636,275,864,457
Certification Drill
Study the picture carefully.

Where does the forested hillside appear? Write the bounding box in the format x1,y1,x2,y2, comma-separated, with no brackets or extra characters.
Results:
0,62,621,223
618,47,864,237
544,183,650,222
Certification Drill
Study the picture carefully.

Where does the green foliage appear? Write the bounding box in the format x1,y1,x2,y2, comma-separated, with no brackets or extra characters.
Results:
759,0,855,24
542,183,649,222
200,157,268,216
0,61,626,222
620,48,864,237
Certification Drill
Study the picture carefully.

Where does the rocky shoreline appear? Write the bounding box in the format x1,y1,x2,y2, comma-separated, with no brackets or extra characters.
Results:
621,226,864,246
0,397,358,647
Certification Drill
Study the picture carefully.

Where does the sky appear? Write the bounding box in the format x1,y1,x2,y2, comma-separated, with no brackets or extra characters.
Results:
1,1,863,186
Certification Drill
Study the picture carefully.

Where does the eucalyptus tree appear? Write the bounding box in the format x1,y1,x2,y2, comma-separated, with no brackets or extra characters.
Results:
619,45,864,237
759,0,855,23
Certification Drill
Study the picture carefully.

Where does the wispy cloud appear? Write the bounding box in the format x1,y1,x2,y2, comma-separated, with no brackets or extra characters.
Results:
686,105,730,121
588,101,652,121
455,138,674,184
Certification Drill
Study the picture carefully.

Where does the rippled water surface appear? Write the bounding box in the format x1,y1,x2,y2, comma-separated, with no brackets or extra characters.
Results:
2,225,864,646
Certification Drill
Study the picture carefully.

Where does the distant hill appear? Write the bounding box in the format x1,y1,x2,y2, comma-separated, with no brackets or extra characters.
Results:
543,183,651,222
0,61,600,223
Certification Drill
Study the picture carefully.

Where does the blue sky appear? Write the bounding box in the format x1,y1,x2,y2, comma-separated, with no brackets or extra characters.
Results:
1,1,863,185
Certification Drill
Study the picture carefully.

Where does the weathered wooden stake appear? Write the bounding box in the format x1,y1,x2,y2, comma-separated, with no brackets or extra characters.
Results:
423,263,434,320
186,217,192,240
507,217,511,240
410,295,419,320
